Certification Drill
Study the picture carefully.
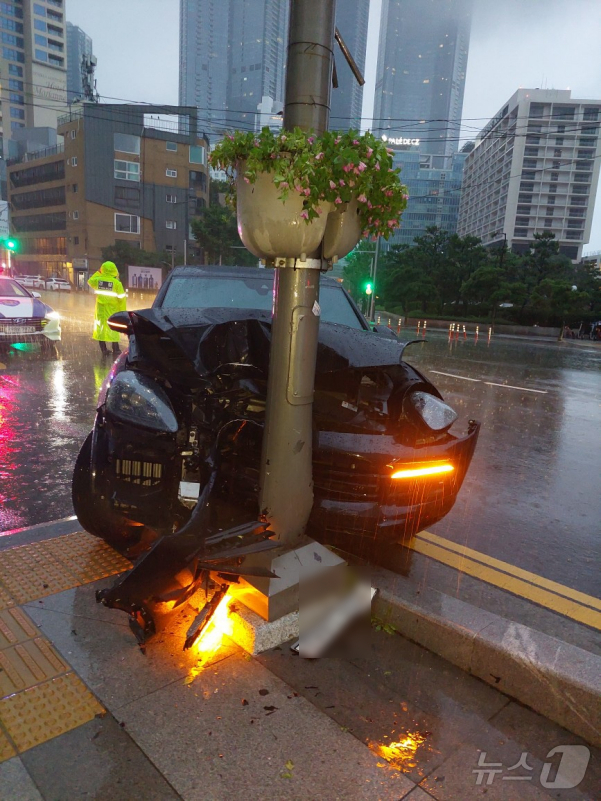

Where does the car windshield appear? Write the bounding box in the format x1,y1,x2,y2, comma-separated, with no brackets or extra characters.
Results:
0,278,31,298
161,275,365,330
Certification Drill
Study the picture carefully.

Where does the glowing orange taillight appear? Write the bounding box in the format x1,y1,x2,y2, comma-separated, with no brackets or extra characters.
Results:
391,463,454,479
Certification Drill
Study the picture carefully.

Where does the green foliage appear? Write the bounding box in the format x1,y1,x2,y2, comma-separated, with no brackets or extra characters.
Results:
210,127,408,239
191,204,256,266
100,241,176,279
379,228,596,326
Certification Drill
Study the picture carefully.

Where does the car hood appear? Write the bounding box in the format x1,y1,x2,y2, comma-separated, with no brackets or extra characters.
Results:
0,296,48,319
132,306,414,376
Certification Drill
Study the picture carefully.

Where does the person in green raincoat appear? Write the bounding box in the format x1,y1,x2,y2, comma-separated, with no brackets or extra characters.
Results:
88,261,127,356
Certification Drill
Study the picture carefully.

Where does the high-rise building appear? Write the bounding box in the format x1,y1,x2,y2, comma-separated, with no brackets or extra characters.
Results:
0,0,67,156
457,89,601,262
374,0,472,159
179,0,288,134
179,0,368,134
66,22,92,103
385,141,468,246
330,0,369,132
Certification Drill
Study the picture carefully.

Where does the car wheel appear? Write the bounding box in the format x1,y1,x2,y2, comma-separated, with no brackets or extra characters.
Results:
72,431,152,553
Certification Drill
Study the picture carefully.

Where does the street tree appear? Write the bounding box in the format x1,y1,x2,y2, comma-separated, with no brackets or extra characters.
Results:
191,204,256,266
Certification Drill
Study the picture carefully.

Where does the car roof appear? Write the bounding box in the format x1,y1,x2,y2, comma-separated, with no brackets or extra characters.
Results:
166,264,342,286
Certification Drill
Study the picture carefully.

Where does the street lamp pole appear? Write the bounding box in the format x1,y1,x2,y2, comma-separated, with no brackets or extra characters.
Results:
258,0,336,546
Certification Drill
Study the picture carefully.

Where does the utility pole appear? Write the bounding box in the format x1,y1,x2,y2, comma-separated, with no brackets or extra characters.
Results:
369,237,380,321
257,0,337,548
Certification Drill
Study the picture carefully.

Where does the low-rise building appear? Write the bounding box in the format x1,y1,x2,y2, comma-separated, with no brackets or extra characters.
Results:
7,104,210,283
458,89,601,261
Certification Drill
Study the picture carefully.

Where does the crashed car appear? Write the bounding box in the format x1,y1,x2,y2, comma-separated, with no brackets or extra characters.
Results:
0,276,60,353
73,265,479,644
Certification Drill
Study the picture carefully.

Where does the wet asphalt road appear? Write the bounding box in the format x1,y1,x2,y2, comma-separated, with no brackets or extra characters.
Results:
0,290,599,597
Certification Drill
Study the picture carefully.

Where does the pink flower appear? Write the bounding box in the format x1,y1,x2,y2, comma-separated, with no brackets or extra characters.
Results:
280,135,287,142
358,161,367,172
300,210,309,220
315,152,324,160
254,140,259,146
375,163,380,171
386,148,394,154
357,194,367,203
294,183,302,192
353,139,360,146
270,153,277,159
308,136,315,144
366,147,373,157
227,135,234,141
342,164,352,173
329,180,337,189
280,181,289,189
244,176,250,184
348,180,355,187
334,197,342,205
316,207,323,214
388,220,395,228
334,137,340,145
339,179,345,187
303,188,311,196
367,201,373,209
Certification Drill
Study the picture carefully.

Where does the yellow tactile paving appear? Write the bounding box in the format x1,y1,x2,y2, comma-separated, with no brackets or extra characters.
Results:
0,607,41,648
0,585,15,611
0,532,131,604
0,728,15,762
0,639,70,696
0,673,104,752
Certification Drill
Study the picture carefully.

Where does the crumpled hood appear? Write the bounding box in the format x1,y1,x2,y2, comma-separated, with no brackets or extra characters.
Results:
100,263,120,279
131,306,412,376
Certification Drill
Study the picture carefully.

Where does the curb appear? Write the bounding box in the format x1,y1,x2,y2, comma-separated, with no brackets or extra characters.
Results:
371,566,601,749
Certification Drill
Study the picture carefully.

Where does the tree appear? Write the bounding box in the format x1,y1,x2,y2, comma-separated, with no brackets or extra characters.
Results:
342,240,375,300
191,204,257,266
513,232,573,322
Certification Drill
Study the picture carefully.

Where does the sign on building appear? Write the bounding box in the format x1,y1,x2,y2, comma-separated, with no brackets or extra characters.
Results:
128,265,163,291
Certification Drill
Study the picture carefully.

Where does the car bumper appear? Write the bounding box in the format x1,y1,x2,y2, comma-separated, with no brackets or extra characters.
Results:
0,319,61,343
309,422,480,543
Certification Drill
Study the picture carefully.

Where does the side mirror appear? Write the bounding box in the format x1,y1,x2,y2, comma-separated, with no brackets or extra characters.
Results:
32,291,41,298
372,324,398,339
108,311,133,336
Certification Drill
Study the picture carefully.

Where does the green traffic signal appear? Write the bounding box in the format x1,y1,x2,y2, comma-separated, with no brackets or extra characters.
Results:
3,238,17,252
365,282,373,295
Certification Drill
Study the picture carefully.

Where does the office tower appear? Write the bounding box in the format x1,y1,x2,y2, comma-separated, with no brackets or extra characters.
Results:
66,22,92,103
0,0,67,152
374,0,472,159
458,89,601,262
330,0,369,131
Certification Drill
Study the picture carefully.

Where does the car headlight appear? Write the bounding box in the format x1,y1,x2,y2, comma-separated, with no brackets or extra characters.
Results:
407,390,457,431
106,371,178,433
45,311,60,321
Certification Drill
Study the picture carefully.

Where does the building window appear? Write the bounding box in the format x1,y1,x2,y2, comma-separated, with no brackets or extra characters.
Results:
72,183,78,193
166,141,177,152
10,107,24,119
521,171,536,180
4,47,25,62
553,149,562,158
35,48,47,62
70,156,77,166
166,220,177,229
114,133,140,155
514,228,528,237
8,78,22,91
114,160,140,181
114,186,140,207
583,108,599,121
70,129,76,139
72,210,79,220
166,168,177,178
115,213,140,234
552,161,561,169
74,236,79,245
189,145,205,165
33,3,45,15
8,64,23,76
34,34,46,46
166,194,177,203
555,137,564,145
34,19,47,32
550,172,559,182
10,121,24,130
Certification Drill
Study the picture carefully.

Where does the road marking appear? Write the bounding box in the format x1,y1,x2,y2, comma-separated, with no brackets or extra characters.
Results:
484,381,548,394
410,533,601,631
418,530,601,612
430,370,481,382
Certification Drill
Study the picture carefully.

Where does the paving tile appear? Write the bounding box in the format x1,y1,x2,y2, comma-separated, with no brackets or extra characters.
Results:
0,727,16,763
0,584,15,612
0,757,43,801
258,634,471,784
0,637,69,696
26,580,239,713
403,788,437,800
0,673,103,752
21,714,181,801
118,650,414,801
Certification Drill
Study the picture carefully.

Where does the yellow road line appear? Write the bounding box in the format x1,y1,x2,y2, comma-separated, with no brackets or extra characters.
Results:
418,530,601,612
408,537,601,631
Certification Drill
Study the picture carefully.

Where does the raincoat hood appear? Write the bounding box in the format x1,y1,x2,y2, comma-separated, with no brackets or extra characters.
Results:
100,261,120,278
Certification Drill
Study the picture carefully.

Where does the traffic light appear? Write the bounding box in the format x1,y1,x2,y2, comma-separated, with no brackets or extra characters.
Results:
2,238,18,252
365,282,373,296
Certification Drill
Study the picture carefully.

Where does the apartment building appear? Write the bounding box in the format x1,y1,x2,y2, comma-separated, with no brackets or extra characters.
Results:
458,89,601,261
7,103,210,282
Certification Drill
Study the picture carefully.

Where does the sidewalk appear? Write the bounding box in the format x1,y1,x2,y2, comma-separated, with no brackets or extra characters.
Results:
0,526,598,800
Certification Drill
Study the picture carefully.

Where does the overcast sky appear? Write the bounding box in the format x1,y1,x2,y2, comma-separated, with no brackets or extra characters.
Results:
67,0,601,252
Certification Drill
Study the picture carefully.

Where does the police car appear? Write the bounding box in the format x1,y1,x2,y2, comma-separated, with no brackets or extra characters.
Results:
0,276,61,352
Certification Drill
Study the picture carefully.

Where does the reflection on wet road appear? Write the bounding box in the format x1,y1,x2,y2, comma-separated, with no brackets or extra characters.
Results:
1,291,599,599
